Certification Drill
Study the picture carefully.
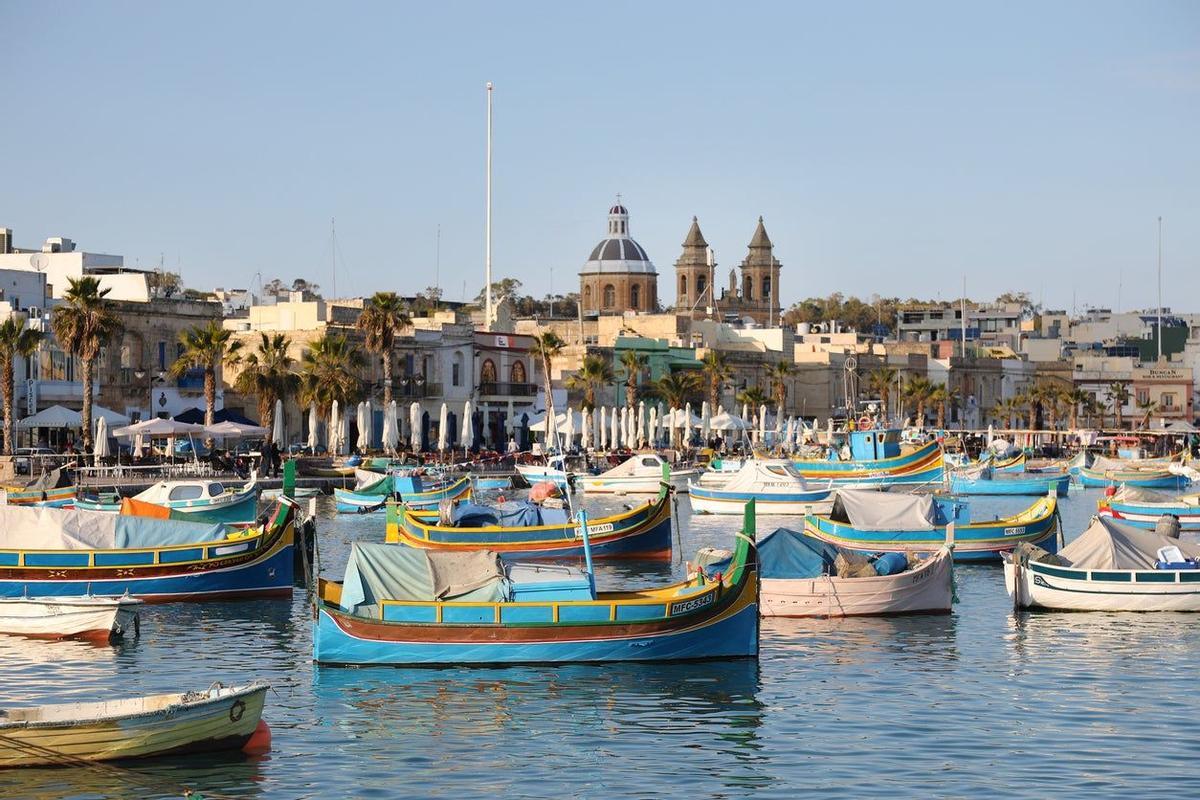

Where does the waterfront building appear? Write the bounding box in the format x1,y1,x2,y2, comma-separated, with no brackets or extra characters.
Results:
578,203,658,316
0,227,152,301
675,216,782,327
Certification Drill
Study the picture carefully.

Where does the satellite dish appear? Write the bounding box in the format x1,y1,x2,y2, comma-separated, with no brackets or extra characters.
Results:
29,253,48,271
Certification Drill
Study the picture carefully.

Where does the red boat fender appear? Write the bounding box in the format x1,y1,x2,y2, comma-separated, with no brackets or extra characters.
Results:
242,720,272,755
1105,486,1117,497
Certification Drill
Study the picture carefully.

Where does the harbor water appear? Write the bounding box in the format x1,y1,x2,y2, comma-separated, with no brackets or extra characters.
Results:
3,486,1200,798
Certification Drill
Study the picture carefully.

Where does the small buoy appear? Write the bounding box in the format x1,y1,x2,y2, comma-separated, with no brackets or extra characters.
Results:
1104,485,1117,497
242,719,272,755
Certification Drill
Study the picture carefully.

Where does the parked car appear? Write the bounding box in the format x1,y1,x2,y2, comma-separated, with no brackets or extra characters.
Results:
13,447,58,475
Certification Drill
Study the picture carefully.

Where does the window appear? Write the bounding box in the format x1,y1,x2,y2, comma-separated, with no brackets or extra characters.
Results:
1136,389,1149,405
168,484,204,501
630,284,641,310
761,276,771,300
158,341,166,371
208,483,225,497
679,274,687,298
603,284,615,308
583,285,592,308
697,275,707,298
510,360,526,384
480,359,497,384
452,353,463,387
744,275,753,300
1162,393,1175,408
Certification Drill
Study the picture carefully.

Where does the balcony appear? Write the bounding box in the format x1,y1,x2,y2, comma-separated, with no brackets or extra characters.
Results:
393,381,442,399
478,382,537,398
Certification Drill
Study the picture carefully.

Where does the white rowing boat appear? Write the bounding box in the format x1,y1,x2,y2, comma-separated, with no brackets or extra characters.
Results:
581,454,696,494
0,595,142,641
0,681,269,767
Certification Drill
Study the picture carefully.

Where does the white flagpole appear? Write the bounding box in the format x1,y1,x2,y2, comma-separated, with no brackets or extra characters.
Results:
485,81,494,329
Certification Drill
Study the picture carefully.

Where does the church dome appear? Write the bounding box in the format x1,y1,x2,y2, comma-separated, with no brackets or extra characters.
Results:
581,202,656,276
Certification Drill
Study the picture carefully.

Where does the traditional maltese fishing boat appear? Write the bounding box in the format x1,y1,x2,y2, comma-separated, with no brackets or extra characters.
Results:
1,469,76,508
0,595,142,641
1098,486,1200,530
1005,516,1200,612
791,433,945,488
990,451,1026,473
75,479,260,524
949,467,1070,497
0,682,270,767
314,505,759,666
333,470,470,513
0,500,296,601
1079,458,1189,489
689,460,834,515
389,469,673,559
804,488,1060,562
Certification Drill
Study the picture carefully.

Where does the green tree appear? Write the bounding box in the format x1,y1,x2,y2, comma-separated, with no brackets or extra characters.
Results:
736,385,770,409
904,376,935,428
619,350,648,408
1137,397,1161,430
169,320,244,444
867,366,899,422
1106,381,1130,430
530,331,567,444
565,354,614,410
651,371,701,408
50,277,122,453
298,332,365,423
232,333,299,443
700,351,731,410
767,361,793,415
0,316,40,455
356,292,411,404
1064,388,1090,431
929,382,960,429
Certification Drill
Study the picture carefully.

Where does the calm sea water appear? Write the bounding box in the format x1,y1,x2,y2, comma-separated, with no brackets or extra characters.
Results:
4,485,1200,799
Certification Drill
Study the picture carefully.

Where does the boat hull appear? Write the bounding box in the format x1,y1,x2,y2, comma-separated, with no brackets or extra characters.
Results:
74,485,260,524
792,440,942,476
0,597,141,641
1079,468,1188,489
389,494,674,559
581,471,696,495
334,476,471,514
689,484,834,516
0,684,267,767
949,473,1070,497
1098,505,1200,530
761,548,954,617
1005,558,1200,612
2,486,76,508
805,497,1060,563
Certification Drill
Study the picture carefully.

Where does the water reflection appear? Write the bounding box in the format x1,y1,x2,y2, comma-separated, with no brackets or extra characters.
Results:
0,751,269,800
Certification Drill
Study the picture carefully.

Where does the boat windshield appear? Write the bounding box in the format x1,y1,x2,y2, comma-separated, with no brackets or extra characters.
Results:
208,483,225,497
168,484,204,501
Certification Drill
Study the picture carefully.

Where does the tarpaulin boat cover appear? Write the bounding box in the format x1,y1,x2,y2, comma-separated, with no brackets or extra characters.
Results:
757,528,840,579
1090,455,1168,472
354,469,391,493
830,489,937,531
6,468,66,491
1109,486,1197,505
719,461,813,494
338,542,508,613
450,501,570,528
1059,516,1200,570
0,506,227,550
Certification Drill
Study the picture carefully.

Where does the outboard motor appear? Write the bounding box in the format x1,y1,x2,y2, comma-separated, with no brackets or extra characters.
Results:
1155,513,1182,540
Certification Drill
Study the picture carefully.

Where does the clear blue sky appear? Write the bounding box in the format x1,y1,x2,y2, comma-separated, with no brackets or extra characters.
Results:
3,1,1197,313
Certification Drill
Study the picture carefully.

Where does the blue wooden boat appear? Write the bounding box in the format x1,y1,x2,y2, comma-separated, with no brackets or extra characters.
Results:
472,475,513,490
389,471,673,559
792,435,945,487
74,480,260,524
991,452,1026,473
313,503,759,666
0,500,296,601
949,468,1069,497
1,468,76,508
334,473,471,513
1097,486,1200,530
804,488,1060,562
1079,465,1187,489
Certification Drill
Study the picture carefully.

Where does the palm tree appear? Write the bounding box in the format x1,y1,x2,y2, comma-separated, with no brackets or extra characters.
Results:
929,382,960,429
356,292,410,404
736,385,770,409
1033,381,1068,430
1137,397,1161,430
700,351,730,410
1106,381,1130,430
50,277,121,453
298,332,365,423
565,354,614,410
619,350,648,408
0,316,40,455
1082,395,1102,429
767,361,793,415
1013,390,1035,429
652,371,701,408
867,366,898,422
169,321,244,441
1065,388,1090,430
232,333,299,442
530,331,566,444
903,376,935,428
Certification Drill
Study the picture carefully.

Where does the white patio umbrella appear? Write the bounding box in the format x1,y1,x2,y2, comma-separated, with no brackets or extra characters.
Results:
364,399,374,450
636,401,646,448
438,403,449,452
563,406,575,449
272,398,284,445
93,416,110,459
611,406,619,450
626,406,635,448
684,403,693,447
649,406,658,447
410,402,421,452
598,407,607,450
381,402,397,453
581,408,591,450
462,401,472,451
987,423,994,447
338,411,350,455
133,433,145,459
700,401,711,441
356,402,368,451
307,403,319,451
759,404,768,445
206,420,269,439
329,400,340,455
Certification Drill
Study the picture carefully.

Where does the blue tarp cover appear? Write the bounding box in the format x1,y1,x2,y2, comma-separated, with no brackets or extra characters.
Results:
757,528,842,579
451,501,570,528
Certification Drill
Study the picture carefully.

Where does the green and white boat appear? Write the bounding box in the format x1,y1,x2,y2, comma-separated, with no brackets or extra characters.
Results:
75,479,260,524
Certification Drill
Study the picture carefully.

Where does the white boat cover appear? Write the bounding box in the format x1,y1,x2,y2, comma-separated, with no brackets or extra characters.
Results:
354,469,389,492
339,542,508,613
0,506,227,550
1059,516,1200,570
1090,455,1168,472
1109,485,1174,504
831,489,937,531
718,460,813,494
598,454,666,479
